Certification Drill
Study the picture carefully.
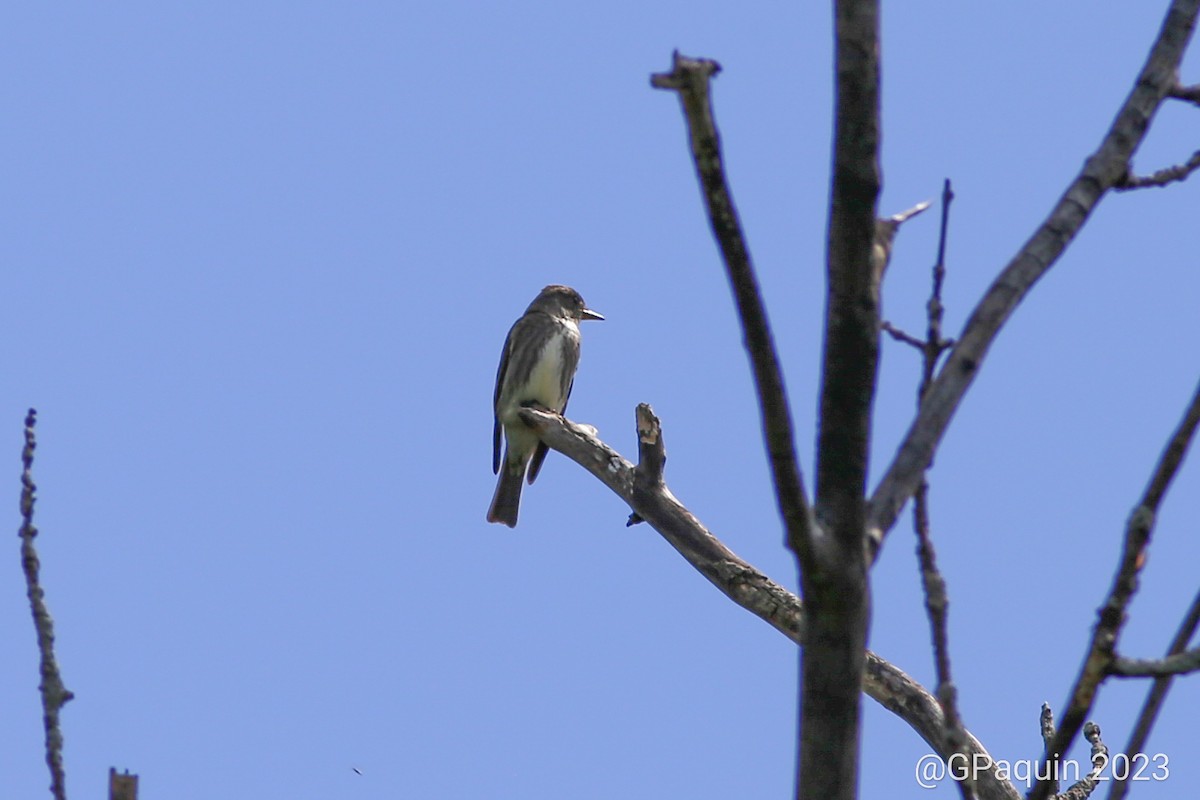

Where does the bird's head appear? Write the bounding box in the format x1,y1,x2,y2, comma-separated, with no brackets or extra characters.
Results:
528,285,604,322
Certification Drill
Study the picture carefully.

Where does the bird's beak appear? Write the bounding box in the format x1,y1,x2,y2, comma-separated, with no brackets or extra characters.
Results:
581,308,604,321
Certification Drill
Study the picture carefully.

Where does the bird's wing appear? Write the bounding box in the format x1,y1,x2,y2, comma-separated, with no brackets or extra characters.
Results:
492,329,513,475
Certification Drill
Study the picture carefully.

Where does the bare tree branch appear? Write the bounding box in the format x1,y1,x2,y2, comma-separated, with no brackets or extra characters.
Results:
649,52,815,565
1057,722,1109,800
18,409,74,800
652,48,864,800
818,0,882,530
1109,648,1200,677
782,0,886,794
1107,587,1200,800
865,656,1019,800
1168,81,1200,105
1039,702,1056,746
108,768,139,800
520,405,1021,800
914,481,973,800
1115,149,1200,189
866,0,1200,559
924,180,955,378
1031,376,1200,800
1141,378,1200,509
889,181,970,800
520,405,806,641
1040,704,1059,797
881,321,926,351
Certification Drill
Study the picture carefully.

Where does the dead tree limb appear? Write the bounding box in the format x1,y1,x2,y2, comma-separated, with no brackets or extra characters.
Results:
1108,648,1200,677
1107,588,1200,800
1031,376,1200,800
1115,149,1200,189
649,52,815,567
652,43,866,800
866,0,1200,559
520,406,1021,800
18,409,74,800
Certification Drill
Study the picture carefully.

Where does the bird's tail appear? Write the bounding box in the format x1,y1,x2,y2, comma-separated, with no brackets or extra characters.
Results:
487,462,525,527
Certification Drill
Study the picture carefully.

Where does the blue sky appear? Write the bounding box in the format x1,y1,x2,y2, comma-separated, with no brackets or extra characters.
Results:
3,2,1199,798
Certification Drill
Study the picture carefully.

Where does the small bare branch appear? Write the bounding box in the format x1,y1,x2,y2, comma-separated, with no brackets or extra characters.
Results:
519,405,805,641
1141,377,1200,509
1032,377,1200,800
914,479,972,800
881,321,926,351
1109,648,1200,677
1107,587,1200,800
1115,149,1200,189
1057,722,1108,800
1040,702,1056,747
634,403,666,484
886,182,970,799
650,51,814,564
925,180,956,382
1168,81,1200,105
18,409,73,800
1040,704,1059,798
109,768,139,800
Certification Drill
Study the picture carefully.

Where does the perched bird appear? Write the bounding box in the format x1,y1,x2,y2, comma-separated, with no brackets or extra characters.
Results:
488,285,603,527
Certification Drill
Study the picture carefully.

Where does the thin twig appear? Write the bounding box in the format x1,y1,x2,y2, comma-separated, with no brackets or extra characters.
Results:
903,181,969,800
914,481,972,800
649,52,814,564
1115,149,1200,189
881,321,926,351
924,180,955,383
1168,82,1200,105
1057,723,1109,800
1040,704,1059,797
866,0,1200,558
1107,587,1200,800
1141,378,1200,509
1032,377,1200,800
1109,648,1200,676
19,409,73,800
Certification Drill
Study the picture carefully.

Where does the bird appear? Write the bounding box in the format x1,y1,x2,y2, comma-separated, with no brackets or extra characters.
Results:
488,285,603,527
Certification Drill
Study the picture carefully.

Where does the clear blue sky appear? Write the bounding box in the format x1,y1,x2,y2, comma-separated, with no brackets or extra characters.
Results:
3,2,1198,798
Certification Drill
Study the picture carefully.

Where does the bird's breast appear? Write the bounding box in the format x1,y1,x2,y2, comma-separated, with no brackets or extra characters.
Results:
523,329,572,409
498,317,579,424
